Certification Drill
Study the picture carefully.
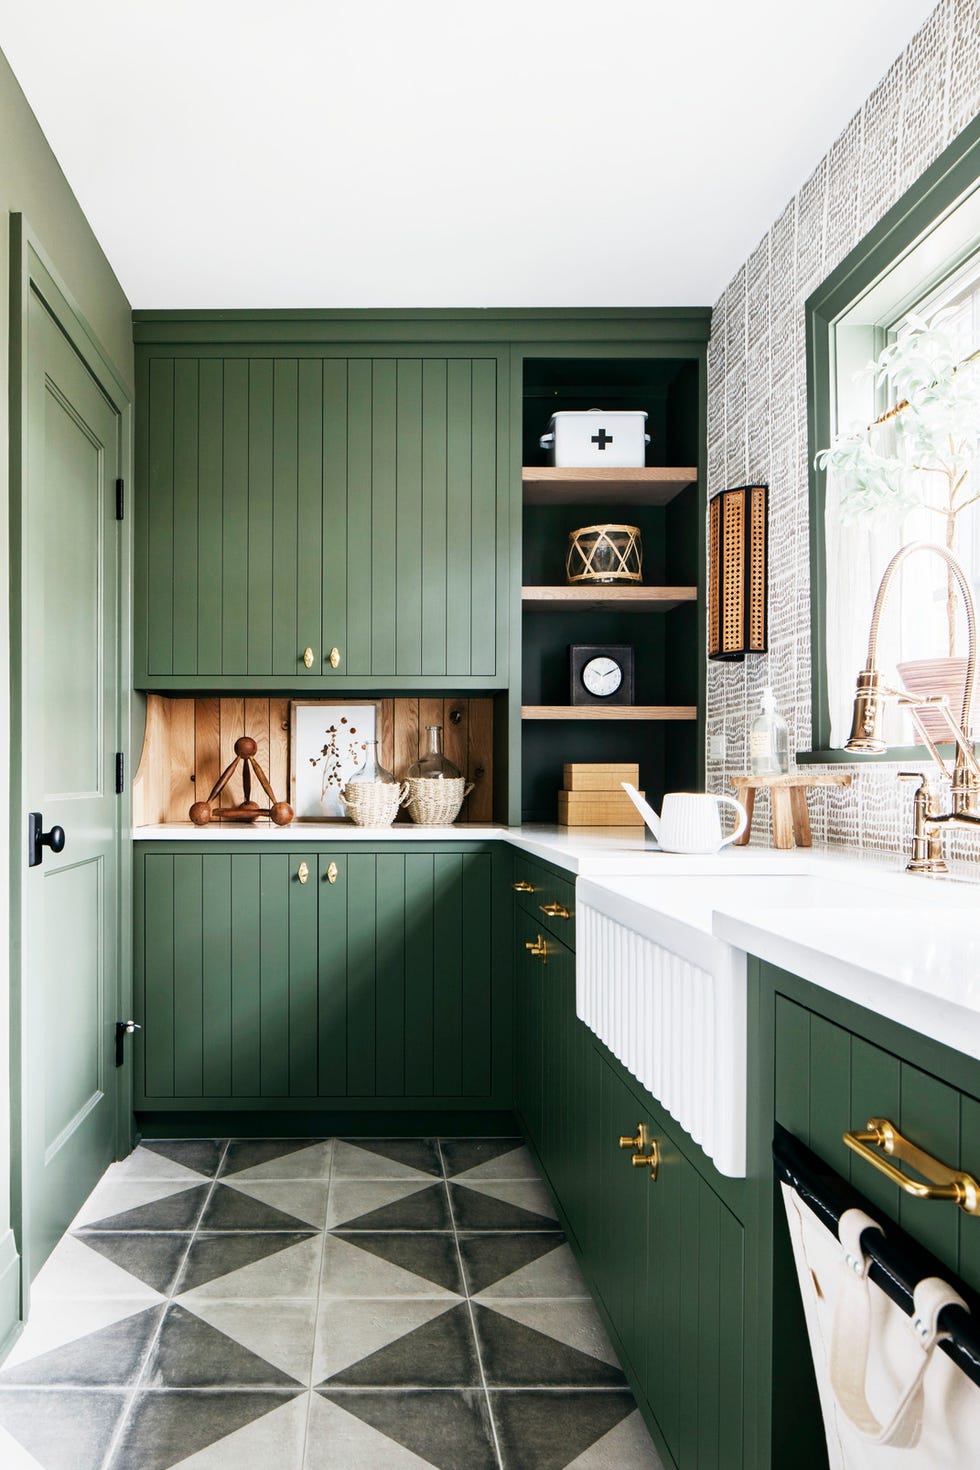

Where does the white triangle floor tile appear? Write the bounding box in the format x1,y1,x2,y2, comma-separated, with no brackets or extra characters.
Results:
179,1236,323,1303
312,1299,454,1382
306,1393,437,1470
170,1392,309,1470
180,1299,317,1385
71,1177,201,1229
30,1233,166,1304
331,1141,432,1182
451,1147,539,1182
474,1242,589,1302
221,1180,329,1229
2,1296,157,1369
0,1423,47,1469
228,1142,333,1183
565,1407,666,1469
319,1234,459,1301
325,1179,431,1230
456,1178,558,1219
482,1300,620,1365
104,1148,210,1184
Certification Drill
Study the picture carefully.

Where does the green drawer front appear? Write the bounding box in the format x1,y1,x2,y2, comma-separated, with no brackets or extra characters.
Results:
775,994,980,1293
511,857,576,948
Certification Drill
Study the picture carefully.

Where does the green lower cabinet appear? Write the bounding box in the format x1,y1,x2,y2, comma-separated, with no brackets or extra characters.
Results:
135,843,509,1110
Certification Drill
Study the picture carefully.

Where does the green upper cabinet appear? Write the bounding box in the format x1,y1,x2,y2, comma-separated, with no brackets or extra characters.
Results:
135,348,507,689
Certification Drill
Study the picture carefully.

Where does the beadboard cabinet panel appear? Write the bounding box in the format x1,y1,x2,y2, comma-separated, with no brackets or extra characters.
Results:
135,845,509,1110
136,352,505,689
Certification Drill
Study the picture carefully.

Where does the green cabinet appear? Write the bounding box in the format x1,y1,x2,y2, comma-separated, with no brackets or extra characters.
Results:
134,842,511,1111
136,351,506,689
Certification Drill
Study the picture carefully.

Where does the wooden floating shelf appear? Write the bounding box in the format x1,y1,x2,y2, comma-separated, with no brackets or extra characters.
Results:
521,705,698,722
522,585,697,613
522,466,698,506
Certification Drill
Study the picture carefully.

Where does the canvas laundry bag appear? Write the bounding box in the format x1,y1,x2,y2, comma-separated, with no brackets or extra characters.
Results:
780,1180,979,1466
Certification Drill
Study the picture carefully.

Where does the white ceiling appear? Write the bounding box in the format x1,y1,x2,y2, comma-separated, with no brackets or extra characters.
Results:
0,0,938,309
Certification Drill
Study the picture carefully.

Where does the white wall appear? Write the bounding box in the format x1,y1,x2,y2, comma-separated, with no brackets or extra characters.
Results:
0,45,132,1342
705,0,980,867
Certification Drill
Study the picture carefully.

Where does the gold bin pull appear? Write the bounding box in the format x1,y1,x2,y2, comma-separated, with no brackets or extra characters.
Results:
843,1117,980,1215
539,901,571,920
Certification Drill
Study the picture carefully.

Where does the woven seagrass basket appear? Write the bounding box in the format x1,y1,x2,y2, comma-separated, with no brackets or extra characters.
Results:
339,780,409,828
404,776,474,827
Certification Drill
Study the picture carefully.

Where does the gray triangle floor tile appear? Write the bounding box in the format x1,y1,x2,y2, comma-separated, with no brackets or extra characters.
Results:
316,1388,498,1470
0,1388,128,1470
197,1183,317,1232
177,1232,318,1296
180,1298,316,1383
440,1139,526,1178
490,1390,638,1470
331,1232,463,1295
0,1306,164,1388
110,1389,301,1470
169,1392,308,1469
78,1183,210,1233
448,1183,557,1232
314,1300,456,1382
338,1139,442,1177
331,1181,452,1232
565,1406,666,1469
473,1304,626,1388
321,1301,480,1388
220,1139,328,1179
78,1233,189,1294
484,1301,620,1365
457,1232,570,1296
142,1141,225,1177
307,1393,439,1469
143,1304,303,1388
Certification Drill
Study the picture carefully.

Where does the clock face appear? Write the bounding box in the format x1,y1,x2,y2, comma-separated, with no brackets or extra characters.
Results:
581,656,623,698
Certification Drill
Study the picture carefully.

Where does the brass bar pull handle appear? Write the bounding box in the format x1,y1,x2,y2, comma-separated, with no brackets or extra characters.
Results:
303,646,315,669
524,935,547,961
297,862,310,884
843,1117,980,1215
329,646,342,668
512,880,534,893
539,901,570,920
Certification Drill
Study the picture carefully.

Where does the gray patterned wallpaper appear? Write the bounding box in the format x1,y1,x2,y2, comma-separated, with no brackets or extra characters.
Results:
705,0,980,869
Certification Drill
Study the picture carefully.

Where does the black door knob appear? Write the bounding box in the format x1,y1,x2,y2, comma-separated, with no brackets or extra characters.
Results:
28,813,66,868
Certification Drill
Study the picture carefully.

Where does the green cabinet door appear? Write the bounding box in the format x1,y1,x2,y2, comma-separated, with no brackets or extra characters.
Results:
136,844,505,1109
137,353,503,688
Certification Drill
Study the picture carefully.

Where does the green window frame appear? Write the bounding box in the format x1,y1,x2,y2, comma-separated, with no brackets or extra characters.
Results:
803,112,980,762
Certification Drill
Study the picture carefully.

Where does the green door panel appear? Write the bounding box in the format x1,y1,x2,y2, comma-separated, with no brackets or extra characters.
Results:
136,350,503,687
135,844,505,1109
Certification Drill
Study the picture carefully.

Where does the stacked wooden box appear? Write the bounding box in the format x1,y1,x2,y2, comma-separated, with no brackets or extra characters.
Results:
557,763,644,826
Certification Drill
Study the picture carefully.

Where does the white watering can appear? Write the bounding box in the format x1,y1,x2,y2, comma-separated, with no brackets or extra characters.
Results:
622,783,748,854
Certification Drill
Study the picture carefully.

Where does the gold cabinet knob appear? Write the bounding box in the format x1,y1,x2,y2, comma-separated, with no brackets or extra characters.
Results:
326,861,339,885
329,646,341,669
619,1123,649,1153
303,646,314,668
512,880,534,893
618,1124,659,1179
297,861,310,884
539,901,571,920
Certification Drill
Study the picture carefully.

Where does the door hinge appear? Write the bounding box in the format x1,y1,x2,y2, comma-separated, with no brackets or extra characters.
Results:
115,1019,141,1068
115,478,124,521
115,752,125,795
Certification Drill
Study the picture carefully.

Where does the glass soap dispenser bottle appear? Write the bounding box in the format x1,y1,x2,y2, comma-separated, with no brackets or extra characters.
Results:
750,686,790,776
407,725,461,781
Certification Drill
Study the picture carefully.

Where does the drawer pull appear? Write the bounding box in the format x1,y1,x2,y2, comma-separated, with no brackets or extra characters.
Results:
619,1124,659,1180
326,861,339,885
329,646,342,668
843,1118,980,1215
539,901,570,920
303,646,315,669
297,861,310,884
512,880,534,893
525,934,547,961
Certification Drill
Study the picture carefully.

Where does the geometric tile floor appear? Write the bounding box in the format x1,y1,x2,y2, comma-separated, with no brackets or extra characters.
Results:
0,1137,665,1469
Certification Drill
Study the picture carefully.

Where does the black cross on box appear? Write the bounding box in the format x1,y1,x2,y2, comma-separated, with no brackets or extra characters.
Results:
591,427,614,450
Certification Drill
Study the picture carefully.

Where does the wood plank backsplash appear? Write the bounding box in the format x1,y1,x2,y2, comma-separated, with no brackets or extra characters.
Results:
134,695,494,826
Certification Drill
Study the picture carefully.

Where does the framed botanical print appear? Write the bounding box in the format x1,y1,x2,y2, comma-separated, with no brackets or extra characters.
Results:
289,701,380,820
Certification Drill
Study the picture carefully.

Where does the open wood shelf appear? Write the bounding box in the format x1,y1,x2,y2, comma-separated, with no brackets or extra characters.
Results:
522,466,697,505
522,585,696,612
521,705,698,721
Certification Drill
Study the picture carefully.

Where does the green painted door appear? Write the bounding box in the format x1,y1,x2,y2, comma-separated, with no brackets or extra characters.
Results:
19,287,121,1288
138,354,500,687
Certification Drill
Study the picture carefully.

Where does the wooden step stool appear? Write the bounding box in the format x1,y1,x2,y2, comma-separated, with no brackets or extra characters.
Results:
729,773,852,849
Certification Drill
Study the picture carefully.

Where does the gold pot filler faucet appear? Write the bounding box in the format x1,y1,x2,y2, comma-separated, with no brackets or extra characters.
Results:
845,541,980,876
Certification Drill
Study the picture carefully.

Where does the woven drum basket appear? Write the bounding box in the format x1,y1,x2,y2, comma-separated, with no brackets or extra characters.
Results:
339,781,409,828
405,776,474,826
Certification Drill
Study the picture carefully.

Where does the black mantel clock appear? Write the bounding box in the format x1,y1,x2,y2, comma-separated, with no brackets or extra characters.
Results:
569,644,635,706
